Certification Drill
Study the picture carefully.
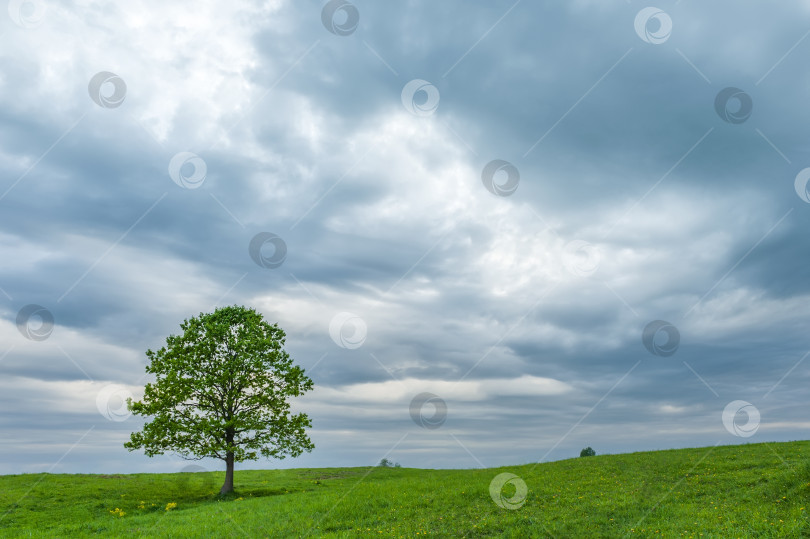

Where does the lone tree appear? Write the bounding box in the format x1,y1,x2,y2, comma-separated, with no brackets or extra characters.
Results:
125,305,314,495
580,447,596,457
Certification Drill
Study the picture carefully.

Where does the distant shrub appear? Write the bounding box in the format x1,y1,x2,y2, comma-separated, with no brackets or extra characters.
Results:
580,447,596,457
378,458,401,468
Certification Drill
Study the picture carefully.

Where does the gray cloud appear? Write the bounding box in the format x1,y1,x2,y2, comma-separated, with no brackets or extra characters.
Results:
1,0,809,475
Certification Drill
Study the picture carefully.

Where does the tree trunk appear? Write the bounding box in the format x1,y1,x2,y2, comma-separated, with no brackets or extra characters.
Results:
220,451,234,495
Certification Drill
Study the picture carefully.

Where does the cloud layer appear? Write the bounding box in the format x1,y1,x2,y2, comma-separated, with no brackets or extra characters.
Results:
2,0,810,474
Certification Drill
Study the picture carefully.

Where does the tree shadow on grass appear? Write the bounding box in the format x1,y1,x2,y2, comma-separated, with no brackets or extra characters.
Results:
236,487,296,498
167,484,308,504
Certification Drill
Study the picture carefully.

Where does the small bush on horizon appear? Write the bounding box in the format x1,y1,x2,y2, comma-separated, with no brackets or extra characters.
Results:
378,458,401,468
580,447,596,457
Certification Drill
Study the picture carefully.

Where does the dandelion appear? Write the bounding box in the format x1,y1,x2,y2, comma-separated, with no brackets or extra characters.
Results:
109,508,126,517
165,502,178,511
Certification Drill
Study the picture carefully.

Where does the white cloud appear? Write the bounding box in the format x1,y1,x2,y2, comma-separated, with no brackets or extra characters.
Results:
307,374,573,405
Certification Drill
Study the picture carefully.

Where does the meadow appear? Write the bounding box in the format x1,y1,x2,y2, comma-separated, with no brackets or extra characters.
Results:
1,440,808,537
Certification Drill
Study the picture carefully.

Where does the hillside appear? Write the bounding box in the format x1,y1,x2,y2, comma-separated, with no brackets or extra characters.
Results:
1,441,809,537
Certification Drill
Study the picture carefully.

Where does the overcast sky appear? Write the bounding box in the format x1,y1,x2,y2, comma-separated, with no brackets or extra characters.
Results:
2,0,810,475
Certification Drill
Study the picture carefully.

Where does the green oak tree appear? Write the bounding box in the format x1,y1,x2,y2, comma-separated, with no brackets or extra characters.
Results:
124,305,314,495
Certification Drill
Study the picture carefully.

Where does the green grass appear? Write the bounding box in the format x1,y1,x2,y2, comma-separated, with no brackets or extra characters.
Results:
1,441,809,537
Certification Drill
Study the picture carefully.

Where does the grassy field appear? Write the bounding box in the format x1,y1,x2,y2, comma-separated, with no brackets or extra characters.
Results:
1,441,809,537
